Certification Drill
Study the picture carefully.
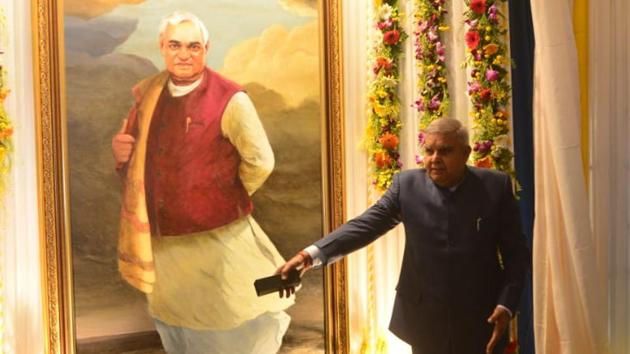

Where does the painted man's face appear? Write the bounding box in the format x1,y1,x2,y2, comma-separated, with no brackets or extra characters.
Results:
423,132,471,188
160,21,207,82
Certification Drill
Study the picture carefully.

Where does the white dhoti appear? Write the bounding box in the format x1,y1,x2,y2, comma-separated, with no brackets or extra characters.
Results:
147,215,294,353
154,311,291,354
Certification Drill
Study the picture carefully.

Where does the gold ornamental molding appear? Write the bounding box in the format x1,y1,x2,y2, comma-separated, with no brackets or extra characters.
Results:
321,0,349,353
32,0,74,353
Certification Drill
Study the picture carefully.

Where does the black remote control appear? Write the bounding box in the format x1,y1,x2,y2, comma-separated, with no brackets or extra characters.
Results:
254,268,301,296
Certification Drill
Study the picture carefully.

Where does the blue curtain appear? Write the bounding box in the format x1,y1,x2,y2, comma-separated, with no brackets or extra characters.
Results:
508,0,535,353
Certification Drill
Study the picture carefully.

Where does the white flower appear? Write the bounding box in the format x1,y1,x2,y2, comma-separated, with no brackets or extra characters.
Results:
379,76,398,89
378,4,393,21
493,134,511,149
372,30,384,46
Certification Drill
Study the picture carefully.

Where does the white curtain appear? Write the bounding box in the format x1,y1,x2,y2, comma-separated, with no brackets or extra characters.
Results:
443,0,472,128
589,0,630,353
530,0,609,353
343,0,411,352
0,0,44,353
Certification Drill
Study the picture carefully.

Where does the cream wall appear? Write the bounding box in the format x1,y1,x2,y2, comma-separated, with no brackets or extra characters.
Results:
0,0,43,353
589,0,630,352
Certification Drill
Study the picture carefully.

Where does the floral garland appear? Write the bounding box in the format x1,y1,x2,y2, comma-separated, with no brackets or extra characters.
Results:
364,0,407,192
464,4,520,352
413,0,450,164
0,7,11,350
0,68,12,197
0,11,10,194
463,0,517,180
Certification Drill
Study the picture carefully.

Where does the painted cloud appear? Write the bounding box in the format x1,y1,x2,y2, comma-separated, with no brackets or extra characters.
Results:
278,0,318,17
220,21,319,107
65,0,146,19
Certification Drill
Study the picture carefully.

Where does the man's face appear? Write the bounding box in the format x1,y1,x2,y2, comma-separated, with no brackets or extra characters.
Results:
423,132,471,188
160,21,207,81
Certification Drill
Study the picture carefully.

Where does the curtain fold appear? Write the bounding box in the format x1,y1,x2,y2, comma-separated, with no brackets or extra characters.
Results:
589,0,630,353
343,0,412,352
530,0,608,353
443,0,470,126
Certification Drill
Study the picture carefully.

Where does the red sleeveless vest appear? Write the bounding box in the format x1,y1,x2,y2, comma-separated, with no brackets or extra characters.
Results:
145,69,253,236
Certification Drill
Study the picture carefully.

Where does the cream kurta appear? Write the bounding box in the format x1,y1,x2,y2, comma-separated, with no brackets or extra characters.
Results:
147,90,294,330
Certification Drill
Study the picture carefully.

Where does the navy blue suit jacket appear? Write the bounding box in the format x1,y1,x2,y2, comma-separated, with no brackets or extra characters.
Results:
314,167,529,354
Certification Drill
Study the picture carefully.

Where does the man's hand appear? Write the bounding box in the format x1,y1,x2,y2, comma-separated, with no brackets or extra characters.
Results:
112,119,135,164
486,306,510,354
275,250,313,298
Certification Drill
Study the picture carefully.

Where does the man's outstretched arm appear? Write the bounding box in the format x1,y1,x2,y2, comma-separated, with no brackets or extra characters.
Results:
277,173,404,297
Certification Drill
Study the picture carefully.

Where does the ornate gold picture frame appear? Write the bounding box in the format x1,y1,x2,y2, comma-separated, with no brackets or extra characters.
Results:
32,0,348,352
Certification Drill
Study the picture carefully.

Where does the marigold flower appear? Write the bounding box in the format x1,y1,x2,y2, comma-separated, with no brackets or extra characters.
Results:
0,127,13,139
376,57,393,72
375,152,392,168
496,110,509,118
483,43,499,55
475,155,493,168
379,132,399,150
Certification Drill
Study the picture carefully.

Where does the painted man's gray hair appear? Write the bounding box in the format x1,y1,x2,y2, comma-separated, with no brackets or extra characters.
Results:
424,118,469,146
159,11,209,45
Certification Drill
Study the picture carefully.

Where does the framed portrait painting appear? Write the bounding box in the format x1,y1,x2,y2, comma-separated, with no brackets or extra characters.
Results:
33,0,348,352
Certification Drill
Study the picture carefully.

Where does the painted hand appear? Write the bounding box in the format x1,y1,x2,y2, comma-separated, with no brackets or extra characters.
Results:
112,119,136,164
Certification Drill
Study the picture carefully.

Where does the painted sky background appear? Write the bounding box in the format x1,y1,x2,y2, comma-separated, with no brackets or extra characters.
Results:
64,0,320,106
68,0,314,69
65,0,317,19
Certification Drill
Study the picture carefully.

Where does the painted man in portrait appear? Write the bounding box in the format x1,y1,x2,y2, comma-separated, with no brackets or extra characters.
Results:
111,10,293,353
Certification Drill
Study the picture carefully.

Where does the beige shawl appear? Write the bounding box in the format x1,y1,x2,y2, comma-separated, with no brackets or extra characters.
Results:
118,71,169,293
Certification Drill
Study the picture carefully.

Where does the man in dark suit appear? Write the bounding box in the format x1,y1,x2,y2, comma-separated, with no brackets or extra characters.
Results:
277,118,529,354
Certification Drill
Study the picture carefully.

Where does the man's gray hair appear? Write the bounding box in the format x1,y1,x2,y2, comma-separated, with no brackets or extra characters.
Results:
159,11,209,45
424,118,469,146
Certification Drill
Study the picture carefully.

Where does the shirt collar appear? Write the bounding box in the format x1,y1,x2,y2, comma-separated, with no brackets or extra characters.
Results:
432,166,469,193
167,74,204,97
